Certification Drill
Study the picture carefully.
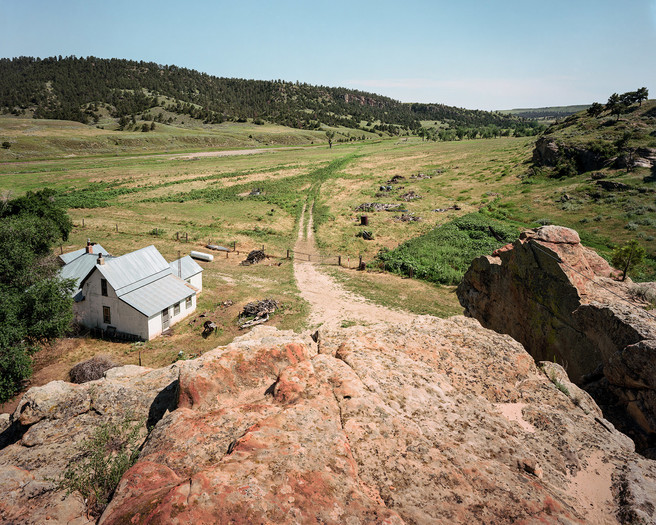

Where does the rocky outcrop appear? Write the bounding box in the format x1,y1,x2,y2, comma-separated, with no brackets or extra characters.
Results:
458,225,656,453
3,321,656,523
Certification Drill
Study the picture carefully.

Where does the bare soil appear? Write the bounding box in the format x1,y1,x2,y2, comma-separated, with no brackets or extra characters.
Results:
293,202,418,331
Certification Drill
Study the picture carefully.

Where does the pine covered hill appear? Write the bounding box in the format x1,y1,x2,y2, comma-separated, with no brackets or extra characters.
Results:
0,56,538,136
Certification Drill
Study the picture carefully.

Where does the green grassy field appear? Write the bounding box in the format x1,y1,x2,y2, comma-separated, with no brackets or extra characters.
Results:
1,115,654,393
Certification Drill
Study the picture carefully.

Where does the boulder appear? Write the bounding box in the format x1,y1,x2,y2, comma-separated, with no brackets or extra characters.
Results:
458,225,656,450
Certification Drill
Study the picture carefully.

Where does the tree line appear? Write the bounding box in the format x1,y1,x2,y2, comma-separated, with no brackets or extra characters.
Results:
0,56,531,136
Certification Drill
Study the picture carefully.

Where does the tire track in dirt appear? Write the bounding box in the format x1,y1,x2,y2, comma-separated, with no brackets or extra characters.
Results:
293,202,419,331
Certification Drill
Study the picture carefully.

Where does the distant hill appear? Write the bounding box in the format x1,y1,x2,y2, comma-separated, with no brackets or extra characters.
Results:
0,56,537,137
500,105,590,120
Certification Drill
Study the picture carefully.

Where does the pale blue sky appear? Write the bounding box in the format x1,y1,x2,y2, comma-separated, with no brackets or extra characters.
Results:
1,0,654,110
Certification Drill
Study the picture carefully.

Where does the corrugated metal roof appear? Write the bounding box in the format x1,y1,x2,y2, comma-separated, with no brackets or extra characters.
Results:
97,245,170,293
59,244,108,264
169,256,204,280
120,274,195,317
60,252,115,292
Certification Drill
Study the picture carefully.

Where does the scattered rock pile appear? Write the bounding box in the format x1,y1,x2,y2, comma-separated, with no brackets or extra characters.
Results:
355,203,404,212
457,225,656,454
394,213,422,222
387,175,405,183
399,191,421,201
410,172,432,180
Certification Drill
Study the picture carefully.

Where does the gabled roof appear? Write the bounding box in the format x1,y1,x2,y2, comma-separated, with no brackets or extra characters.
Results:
169,255,204,280
120,274,195,317
59,244,108,265
60,252,115,291
94,245,171,295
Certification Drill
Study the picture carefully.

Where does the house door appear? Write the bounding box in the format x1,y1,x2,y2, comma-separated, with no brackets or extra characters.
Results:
161,307,170,330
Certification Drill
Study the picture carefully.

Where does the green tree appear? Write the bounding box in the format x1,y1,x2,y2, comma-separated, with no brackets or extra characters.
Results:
636,87,649,106
0,190,74,402
586,102,604,117
612,240,646,281
606,93,624,121
325,130,335,148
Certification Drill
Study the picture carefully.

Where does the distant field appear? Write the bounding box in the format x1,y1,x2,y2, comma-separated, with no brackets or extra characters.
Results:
1,120,654,390
499,105,590,120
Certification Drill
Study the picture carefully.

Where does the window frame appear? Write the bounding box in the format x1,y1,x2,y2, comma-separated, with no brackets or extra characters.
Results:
101,278,108,297
102,306,111,324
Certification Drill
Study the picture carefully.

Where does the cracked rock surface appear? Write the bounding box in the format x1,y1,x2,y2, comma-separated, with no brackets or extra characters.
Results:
2,321,656,524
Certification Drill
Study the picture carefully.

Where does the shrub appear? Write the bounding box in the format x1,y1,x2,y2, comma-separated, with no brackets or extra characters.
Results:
69,355,118,383
59,413,143,516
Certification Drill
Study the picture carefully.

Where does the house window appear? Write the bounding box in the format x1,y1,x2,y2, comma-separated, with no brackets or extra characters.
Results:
101,279,108,297
103,306,111,324
174,302,180,316
186,296,192,309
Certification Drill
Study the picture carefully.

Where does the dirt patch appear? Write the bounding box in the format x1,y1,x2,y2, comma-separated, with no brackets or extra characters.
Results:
293,203,418,331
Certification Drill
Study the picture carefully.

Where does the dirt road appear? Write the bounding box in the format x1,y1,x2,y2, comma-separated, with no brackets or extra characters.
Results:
293,202,418,331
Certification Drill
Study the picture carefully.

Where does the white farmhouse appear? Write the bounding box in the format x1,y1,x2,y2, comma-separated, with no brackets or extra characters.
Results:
61,243,203,341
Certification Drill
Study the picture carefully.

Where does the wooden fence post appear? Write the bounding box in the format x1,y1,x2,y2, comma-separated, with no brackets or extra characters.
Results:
338,255,341,266
116,224,118,233
287,249,290,259
82,218,85,227
176,232,179,241
185,232,188,242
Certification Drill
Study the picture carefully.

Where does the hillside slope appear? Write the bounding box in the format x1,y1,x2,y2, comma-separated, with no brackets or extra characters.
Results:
0,56,532,135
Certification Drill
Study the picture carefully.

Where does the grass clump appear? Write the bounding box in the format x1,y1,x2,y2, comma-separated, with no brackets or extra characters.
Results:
375,212,519,284
59,413,143,516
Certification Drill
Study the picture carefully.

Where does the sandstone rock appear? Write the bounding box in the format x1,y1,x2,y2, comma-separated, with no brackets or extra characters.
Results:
458,225,656,451
0,364,180,524
3,321,656,524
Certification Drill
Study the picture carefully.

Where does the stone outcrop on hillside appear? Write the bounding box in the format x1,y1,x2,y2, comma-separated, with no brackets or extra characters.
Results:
2,321,656,524
533,136,656,172
457,225,656,454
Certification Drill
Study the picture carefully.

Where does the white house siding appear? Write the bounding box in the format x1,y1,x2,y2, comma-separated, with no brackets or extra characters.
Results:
146,294,196,340
79,269,150,339
188,273,202,292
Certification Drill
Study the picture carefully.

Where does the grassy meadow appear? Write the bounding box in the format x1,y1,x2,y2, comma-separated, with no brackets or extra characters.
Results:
1,115,655,394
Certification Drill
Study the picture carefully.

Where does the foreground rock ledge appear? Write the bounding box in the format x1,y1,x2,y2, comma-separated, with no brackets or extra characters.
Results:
457,225,656,453
2,322,656,524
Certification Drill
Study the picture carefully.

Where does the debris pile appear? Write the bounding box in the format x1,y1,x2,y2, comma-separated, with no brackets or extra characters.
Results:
355,203,404,212
387,175,406,184
410,172,432,180
239,299,279,329
399,191,422,201
432,205,462,212
249,188,262,196
394,213,422,222
356,230,374,240
241,249,266,265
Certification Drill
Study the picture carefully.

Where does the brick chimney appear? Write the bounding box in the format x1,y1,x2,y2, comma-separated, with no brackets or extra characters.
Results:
86,239,93,254
97,253,105,265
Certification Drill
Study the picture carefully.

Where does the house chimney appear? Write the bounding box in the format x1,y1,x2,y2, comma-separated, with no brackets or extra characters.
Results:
97,253,105,265
86,238,93,254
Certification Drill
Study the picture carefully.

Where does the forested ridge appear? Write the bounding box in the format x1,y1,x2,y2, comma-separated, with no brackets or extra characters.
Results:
0,56,540,136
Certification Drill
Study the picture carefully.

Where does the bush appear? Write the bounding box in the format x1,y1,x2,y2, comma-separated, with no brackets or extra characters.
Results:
69,355,118,384
375,213,519,285
59,413,143,516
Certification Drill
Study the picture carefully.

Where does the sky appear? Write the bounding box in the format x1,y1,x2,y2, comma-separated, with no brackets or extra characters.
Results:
1,0,655,110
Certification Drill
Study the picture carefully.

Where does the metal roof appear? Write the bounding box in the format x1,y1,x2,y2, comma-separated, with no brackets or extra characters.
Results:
97,245,170,294
120,274,195,317
60,252,115,292
59,244,108,264
169,256,204,280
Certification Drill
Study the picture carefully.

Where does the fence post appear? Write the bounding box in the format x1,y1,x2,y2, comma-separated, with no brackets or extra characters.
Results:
308,254,311,261
287,249,290,259
82,218,85,227
226,251,229,259
116,224,118,233
233,241,236,252
185,232,188,242
176,232,179,241
338,255,341,266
